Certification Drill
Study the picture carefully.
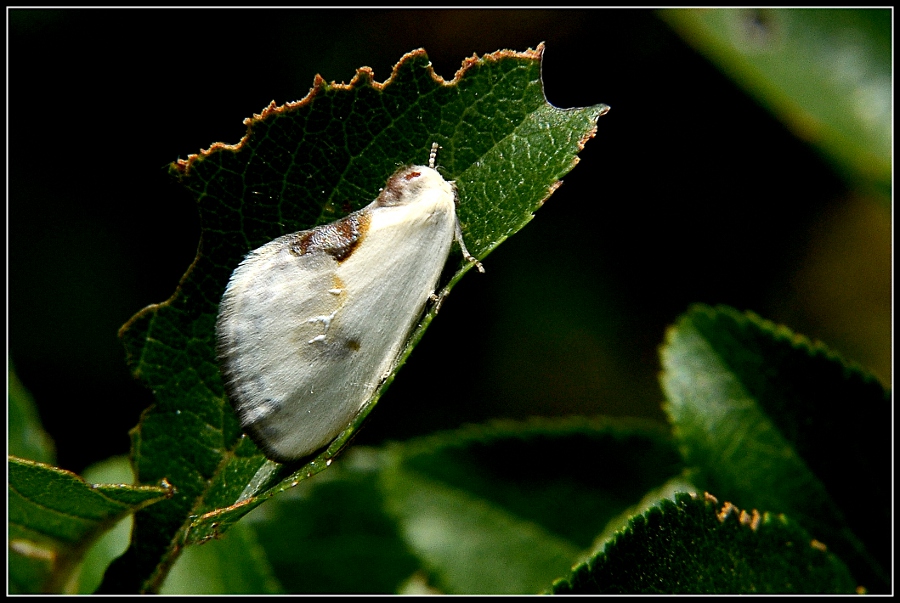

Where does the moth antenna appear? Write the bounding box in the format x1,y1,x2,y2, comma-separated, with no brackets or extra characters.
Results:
429,142,440,169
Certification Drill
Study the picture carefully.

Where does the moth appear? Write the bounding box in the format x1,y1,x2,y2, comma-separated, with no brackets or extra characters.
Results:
216,144,483,462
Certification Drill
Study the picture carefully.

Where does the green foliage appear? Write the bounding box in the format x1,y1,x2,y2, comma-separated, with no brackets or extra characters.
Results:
7,456,171,593
8,360,55,465
73,457,146,594
164,418,683,594
660,304,890,591
159,520,282,595
376,418,681,593
8,34,889,594
551,492,857,594
661,8,891,200
104,44,606,592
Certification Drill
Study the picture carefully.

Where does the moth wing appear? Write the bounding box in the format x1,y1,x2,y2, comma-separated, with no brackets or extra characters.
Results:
217,234,347,460
217,198,457,462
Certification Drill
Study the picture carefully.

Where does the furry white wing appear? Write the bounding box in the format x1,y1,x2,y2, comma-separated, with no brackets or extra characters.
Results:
216,197,457,461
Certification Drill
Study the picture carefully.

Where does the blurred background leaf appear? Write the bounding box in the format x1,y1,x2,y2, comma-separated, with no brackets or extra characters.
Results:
661,8,891,200
159,519,282,594
8,360,56,465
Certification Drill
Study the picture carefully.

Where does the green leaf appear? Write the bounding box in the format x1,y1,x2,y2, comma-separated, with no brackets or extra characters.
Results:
659,304,889,592
104,45,608,593
243,449,420,594
551,492,857,594
382,417,682,554
160,520,282,594
7,456,172,594
225,417,681,594
661,9,891,198
72,457,140,594
8,359,55,465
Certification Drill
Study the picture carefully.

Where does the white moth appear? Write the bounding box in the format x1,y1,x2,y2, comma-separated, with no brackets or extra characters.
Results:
216,144,484,462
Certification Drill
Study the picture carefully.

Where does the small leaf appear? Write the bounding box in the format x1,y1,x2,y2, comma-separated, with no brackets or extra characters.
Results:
551,492,857,594
659,304,890,592
7,457,172,594
106,45,607,592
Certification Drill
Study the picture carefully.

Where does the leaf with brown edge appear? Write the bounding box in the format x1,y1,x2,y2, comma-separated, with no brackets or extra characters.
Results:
105,44,608,593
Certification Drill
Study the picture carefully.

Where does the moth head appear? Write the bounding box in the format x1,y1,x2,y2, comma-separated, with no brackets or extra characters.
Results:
375,165,453,207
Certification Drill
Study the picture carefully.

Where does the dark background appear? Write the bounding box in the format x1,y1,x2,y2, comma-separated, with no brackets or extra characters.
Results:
8,9,891,475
